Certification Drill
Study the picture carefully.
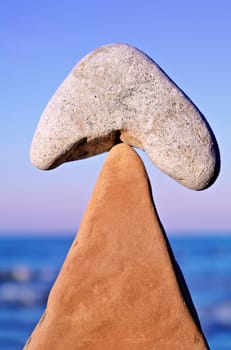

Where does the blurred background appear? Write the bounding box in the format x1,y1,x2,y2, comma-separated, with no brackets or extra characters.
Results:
1,1,231,349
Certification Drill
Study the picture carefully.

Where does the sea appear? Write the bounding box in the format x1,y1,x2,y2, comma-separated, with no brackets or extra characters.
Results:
0,234,230,350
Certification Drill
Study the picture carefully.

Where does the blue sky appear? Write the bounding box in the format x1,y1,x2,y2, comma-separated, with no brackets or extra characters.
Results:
1,0,230,234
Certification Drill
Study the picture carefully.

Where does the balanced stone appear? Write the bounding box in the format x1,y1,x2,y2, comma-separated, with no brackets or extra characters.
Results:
24,144,209,349
30,43,220,190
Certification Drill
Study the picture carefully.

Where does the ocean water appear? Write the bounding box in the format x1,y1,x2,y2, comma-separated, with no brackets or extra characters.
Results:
0,234,230,350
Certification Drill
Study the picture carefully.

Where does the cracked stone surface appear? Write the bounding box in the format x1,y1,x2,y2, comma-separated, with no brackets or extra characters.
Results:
30,43,220,190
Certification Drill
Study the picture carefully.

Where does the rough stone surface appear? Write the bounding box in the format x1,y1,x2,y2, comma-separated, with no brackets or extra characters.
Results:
24,144,208,349
30,43,220,190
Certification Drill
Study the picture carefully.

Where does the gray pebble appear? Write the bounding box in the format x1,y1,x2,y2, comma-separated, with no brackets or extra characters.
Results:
30,43,220,190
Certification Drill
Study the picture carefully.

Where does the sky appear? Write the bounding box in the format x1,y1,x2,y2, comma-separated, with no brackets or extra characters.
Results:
1,0,231,234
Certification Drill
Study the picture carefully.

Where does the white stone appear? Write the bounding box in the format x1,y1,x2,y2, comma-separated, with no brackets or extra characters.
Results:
30,43,220,190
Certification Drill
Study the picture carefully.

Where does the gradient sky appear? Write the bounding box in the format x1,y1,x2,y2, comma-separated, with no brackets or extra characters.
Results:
1,0,231,234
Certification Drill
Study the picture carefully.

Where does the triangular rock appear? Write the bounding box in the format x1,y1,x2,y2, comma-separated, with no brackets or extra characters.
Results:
24,144,208,349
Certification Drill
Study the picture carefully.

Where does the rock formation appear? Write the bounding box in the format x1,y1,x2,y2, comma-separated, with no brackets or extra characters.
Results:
24,144,209,349
30,43,220,190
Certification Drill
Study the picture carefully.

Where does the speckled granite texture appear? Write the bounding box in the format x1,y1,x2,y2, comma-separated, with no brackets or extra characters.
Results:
30,43,220,190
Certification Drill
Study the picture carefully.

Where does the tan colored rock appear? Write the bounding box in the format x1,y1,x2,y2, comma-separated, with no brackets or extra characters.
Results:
30,43,220,190
24,144,208,349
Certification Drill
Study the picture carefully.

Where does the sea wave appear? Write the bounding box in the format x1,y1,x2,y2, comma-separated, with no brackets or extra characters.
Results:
0,284,48,306
211,300,231,329
0,265,57,283
0,265,58,307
